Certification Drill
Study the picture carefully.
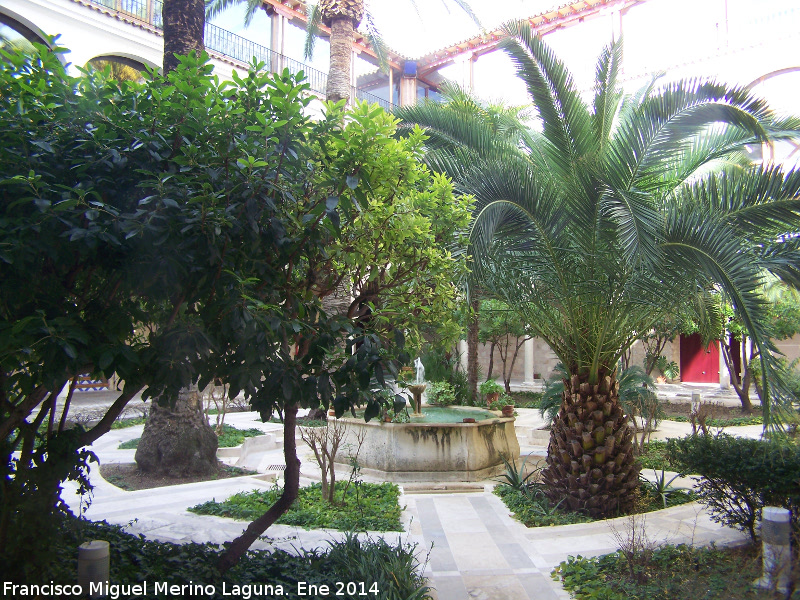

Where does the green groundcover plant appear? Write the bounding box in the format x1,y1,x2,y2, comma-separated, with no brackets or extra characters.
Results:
190,482,403,532
554,544,798,600
495,482,693,528
18,515,430,599
118,424,264,450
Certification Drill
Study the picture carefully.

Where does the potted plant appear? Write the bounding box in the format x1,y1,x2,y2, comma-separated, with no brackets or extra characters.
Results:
655,355,680,383
479,379,504,407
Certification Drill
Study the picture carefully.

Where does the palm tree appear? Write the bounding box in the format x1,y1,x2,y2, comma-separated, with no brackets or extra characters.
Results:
163,0,205,73
397,23,800,518
206,0,480,102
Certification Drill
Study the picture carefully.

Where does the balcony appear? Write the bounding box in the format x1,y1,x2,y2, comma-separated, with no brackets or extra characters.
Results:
85,0,393,110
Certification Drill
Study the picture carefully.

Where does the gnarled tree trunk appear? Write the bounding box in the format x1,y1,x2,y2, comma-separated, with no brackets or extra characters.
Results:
135,386,218,477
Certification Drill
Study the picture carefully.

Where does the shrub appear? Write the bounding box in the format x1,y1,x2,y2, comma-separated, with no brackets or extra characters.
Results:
667,434,800,540
425,381,456,406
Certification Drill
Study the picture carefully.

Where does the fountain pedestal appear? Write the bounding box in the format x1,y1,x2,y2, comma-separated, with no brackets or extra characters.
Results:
406,383,426,415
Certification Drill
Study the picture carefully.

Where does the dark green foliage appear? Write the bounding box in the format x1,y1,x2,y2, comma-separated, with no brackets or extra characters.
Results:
554,544,794,600
496,479,693,529
117,424,265,449
425,381,456,406
189,482,403,531
507,390,543,408
665,414,764,427
10,515,430,598
419,348,470,405
111,417,148,429
117,437,140,450
1,40,468,566
639,470,689,509
216,425,266,448
637,440,673,471
667,434,800,540
495,485,593,527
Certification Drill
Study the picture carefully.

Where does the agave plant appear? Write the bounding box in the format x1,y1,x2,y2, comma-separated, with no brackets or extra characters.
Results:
397,23,800,518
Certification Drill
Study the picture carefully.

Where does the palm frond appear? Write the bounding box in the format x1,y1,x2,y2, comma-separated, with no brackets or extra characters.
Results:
500,21,593,177
204,0,262,26
303,2,322,60
660,202,786,426
362,12,389,72
592,38,623,154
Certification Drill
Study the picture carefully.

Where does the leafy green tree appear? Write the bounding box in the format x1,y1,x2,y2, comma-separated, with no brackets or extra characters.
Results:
397,24,800,518
0,45,467,573
713,285,800,412
478,299,532,392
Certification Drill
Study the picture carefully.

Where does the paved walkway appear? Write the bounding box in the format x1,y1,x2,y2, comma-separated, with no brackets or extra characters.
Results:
61,406,755,600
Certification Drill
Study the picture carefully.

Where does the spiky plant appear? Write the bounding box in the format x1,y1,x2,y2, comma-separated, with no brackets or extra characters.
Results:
397,23,800,518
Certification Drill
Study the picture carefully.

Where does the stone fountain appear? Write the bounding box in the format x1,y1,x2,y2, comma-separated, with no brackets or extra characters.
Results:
331,356,520,482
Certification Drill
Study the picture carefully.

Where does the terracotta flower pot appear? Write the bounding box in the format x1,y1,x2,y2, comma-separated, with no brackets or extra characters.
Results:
486,391,500,407
501,405,514,417
462,418,476,423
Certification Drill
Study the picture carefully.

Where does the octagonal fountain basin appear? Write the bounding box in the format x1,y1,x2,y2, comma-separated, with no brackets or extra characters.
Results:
334,406,520,482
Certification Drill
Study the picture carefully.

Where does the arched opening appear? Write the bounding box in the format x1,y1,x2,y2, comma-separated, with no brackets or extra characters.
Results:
747,67,800,167
87,55,149,82
0,12,49,54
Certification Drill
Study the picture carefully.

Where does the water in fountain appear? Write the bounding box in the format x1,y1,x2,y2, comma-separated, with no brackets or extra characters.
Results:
414,357,425,384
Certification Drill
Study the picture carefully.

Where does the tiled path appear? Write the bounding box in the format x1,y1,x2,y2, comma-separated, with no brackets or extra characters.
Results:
62,408,753,600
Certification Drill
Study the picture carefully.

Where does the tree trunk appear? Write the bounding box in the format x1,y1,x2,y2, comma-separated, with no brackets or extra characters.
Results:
162,0,205,74
135,386,218,477
504,336,529,394
486,341,497,381
467,298,480,405
219,404,300,573
541,371,640,519
326,17,354,102
720,340,754,413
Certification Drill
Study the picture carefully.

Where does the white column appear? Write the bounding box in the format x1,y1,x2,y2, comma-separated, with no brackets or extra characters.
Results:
524,337,535,382
458,339,468,373
269,9,286,73
719,337,731,390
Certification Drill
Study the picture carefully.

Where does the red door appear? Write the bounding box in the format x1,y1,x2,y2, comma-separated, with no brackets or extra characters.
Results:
679,334,720,383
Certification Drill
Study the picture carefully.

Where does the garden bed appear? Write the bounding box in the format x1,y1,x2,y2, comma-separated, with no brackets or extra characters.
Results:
495,482,694,528
189,482,403,532
100,462,256,491
554,543,798,599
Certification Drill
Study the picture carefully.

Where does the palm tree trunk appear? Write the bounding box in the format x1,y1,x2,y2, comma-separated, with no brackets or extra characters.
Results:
326,17,354,102
541,371,640,519
162,0,204,74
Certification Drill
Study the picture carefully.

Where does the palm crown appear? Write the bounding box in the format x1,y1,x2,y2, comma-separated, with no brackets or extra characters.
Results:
397,21,800,516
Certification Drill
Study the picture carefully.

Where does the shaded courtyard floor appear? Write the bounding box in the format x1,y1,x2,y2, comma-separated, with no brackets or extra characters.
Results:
60,391,757,600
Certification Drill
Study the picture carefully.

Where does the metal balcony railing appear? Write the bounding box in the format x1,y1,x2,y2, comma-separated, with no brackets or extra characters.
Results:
83,0,394,110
